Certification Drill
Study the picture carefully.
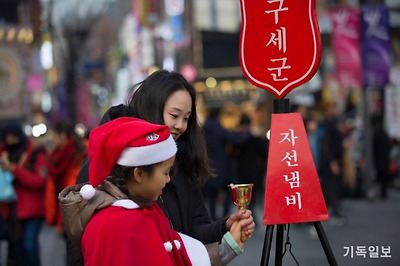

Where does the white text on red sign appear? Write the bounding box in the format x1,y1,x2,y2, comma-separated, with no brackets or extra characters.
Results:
265,0,291,82
279,129,302,209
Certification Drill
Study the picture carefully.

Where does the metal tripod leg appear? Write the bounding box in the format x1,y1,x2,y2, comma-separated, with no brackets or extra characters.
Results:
275,225,284,266
260,225,274,266
313,222,338,266
260,224,285,266
260,222,338,266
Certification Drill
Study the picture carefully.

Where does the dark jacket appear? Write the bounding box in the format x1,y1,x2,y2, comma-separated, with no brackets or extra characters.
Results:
66,105,227,266
373,128,390,175
319,117,344,178
235,134,268,185
202,117,249,189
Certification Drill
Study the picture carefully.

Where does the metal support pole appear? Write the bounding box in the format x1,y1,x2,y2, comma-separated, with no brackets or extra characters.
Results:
313,222,338,266
260,225,274,266
275,225,284,266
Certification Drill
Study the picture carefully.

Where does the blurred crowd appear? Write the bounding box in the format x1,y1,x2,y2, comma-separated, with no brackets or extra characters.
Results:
202,107,268,222
299,100,400,239
0,120,87,266
200,100,400,225
0,99,399,265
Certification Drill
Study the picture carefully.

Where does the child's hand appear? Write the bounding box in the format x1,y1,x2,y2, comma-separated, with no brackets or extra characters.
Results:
226,209,255,239
230,220,245,249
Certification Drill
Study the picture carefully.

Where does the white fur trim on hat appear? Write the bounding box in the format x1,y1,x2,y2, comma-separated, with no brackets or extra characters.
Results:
117,135,177,166
80,184,96,200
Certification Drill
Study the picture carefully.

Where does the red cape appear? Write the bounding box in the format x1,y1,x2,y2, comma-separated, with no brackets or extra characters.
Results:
82,203,192,266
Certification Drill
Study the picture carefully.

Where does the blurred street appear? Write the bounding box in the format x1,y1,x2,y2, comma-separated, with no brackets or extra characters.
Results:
1,1,400,266
230,187,400,266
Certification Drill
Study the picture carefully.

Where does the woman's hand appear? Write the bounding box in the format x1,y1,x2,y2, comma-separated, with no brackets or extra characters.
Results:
226,209,255,239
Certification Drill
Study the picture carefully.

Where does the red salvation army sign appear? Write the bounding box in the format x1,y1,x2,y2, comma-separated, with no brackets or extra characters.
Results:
239,0,322,99
263,113,329,225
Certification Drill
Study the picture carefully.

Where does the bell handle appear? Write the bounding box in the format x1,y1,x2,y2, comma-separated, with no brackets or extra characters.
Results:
238,206,248,243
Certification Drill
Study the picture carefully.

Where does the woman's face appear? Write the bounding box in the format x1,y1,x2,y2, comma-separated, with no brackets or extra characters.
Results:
128,156,175,202
163,89,192,140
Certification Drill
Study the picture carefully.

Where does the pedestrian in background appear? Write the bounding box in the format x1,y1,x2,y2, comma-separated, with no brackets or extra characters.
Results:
202,107,250,221
0,121,47,266
319,101,346,225
67,70,255,266
341,133,357,197
232,114,268,220
372,115,391,199
304,110,324,175
388,138,399,181
46,121,87,233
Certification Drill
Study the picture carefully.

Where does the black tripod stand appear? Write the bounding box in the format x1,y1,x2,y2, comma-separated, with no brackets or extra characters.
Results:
260,222,338,266
260,99,338,266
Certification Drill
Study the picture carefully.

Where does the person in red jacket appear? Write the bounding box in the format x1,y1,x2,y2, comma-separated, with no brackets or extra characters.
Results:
46,121,87,232
0,120,47,266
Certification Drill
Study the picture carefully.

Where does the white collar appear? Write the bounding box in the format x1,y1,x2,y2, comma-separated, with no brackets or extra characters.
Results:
112,199,139,209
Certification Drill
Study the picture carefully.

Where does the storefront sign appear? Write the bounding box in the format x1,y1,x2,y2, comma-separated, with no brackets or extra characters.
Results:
0,48,23,103
0,47,25,118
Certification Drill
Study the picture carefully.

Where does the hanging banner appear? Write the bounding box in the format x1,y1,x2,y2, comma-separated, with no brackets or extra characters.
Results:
263,113,329,225
330,6,362,89
361,5,390,88
165,0,184,43
238,0,322,99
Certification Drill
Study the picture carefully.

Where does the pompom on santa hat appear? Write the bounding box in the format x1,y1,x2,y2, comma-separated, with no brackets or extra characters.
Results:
80,117,177,200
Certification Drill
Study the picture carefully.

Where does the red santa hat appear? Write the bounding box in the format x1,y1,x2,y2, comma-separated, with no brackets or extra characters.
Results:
80,117,177,200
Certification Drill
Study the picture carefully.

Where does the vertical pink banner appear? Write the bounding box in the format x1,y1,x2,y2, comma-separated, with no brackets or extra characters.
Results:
330,7,362,88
